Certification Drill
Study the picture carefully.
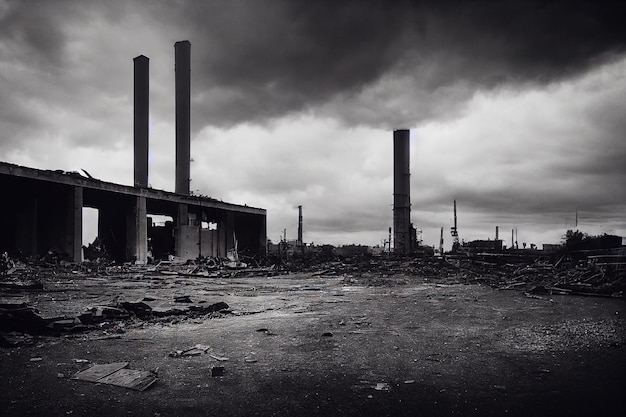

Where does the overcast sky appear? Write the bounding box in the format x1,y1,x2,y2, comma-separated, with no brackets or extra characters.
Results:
1,0,625,250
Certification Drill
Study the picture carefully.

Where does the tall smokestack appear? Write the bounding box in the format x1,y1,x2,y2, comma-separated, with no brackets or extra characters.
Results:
439,226,444,254
453,200,457,231
297,205,303,246
134,55,149,188
393,129,411,254
495,226,499,241
175,40,191,195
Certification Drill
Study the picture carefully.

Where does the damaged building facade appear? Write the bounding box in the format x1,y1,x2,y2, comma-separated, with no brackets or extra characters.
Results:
0,41,266,263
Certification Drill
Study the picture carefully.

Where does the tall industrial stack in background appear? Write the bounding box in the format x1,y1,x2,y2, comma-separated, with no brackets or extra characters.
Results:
393,129,412,254
133,55,149,188
175,40,191,196
297,205,303,247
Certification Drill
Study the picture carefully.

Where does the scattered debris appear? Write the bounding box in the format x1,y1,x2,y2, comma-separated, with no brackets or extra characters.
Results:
256,328,274,335
374,382,391,391
208,353,229,361
73,362,157,391
169,344,211,358
0,299,230,340
211,366,225,377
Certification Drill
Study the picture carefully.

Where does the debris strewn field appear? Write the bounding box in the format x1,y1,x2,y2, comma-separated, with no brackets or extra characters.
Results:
1,255,625,417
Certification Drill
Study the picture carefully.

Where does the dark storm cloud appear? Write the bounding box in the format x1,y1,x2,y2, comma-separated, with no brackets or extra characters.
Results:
2,0,625,132
150,0,626,128
0,0,69,69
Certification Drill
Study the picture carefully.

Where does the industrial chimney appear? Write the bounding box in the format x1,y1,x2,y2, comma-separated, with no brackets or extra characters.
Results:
297,205,303,247
175,40,191,195
393,129,411,254
133,55,149,188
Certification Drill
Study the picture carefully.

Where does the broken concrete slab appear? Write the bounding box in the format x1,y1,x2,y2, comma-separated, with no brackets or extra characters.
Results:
73,362,156,391
149,301,229,317
97,368,157,391
73,362,128,382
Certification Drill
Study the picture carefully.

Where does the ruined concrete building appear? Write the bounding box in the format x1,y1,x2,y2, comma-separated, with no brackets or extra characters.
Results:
0,41,266,263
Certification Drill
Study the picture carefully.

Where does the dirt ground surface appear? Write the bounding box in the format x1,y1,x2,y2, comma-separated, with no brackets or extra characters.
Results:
2,271,625,417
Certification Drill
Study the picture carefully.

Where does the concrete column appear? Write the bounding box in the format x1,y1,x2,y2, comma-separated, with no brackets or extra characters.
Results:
66,186,83,262
175,40,191,195
126,196,147,264
134,55,149,188
226,211,235,252
175,203,199,260
217,211,227,257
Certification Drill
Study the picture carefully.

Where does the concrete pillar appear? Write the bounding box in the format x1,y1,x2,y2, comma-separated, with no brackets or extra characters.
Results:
175,40,191,195
134,55,149,188
393,129,411,254
66,186,83,262
126,196,147,263
226,211,235,252
175,203,199,260
217,211,227,257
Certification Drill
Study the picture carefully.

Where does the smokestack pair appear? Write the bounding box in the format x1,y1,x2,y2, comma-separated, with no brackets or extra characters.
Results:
133,40,191,195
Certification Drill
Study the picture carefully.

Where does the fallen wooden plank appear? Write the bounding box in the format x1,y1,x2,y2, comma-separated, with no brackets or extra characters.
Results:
73,362,129,382
73,362,156,391
97,368,157,391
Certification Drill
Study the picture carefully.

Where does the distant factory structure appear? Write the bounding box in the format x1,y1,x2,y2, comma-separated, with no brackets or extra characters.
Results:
0,41,266,263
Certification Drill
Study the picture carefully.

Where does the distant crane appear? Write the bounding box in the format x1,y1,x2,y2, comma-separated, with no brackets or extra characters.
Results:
450,199,460,251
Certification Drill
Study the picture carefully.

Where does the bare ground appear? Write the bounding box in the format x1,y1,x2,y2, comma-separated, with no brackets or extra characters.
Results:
1,272,625,417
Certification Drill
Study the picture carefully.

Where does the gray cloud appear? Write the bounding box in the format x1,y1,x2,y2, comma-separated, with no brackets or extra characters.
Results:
2,0,626,136
170,0,626,128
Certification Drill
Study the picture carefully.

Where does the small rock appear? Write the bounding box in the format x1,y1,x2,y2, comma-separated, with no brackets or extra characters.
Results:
374,382,391,391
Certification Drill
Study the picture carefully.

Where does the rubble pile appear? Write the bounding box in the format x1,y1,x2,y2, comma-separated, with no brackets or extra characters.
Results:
0,294,231,347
